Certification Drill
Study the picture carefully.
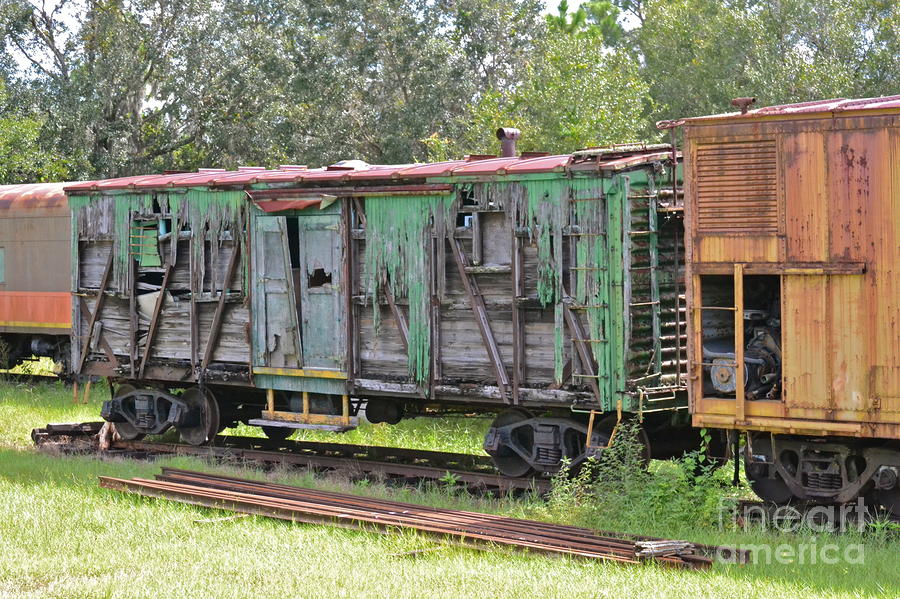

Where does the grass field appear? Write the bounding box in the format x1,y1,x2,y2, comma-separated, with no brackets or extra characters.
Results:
0,379,897,598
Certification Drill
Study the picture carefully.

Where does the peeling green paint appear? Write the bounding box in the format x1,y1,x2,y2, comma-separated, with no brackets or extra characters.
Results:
571,178,609,375
70,188,247,292
363,195,454,385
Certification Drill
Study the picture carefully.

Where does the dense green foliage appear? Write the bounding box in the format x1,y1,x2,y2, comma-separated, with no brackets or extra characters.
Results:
0,0,896,182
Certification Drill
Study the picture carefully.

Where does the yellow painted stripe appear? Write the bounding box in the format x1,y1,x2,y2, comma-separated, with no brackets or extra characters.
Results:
0,321,69,329
253,366,347,380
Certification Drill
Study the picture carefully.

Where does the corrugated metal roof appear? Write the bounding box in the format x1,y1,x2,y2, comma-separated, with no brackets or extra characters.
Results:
0,182,72,213
684,95,900,123
65,147,673,193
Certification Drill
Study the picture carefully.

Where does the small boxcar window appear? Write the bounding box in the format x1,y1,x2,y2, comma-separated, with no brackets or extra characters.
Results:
0,247,5,284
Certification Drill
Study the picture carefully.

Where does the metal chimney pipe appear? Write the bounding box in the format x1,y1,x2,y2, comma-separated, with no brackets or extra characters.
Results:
496,127,521,158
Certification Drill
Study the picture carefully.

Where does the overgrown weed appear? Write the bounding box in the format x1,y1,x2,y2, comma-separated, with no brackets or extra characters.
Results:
541,421,738,533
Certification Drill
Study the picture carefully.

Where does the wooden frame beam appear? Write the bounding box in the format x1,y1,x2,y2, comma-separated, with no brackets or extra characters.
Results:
138,263,173,379
383,281,410,350
510,234,525,404
562,297,603,402
341,199,355,380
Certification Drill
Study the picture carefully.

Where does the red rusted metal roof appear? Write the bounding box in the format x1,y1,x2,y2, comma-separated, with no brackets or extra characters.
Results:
0,182,71,213
684,95,900,123
65,147,673,193
253,198,324,213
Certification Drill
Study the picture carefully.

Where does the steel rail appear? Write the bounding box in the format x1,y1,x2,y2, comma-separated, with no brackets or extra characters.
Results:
157,467,745,562
100,476,647,564
155,471,645,555
100,470,720,569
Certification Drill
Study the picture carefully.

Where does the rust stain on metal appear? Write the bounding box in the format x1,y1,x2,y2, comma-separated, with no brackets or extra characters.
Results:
682,96,900,439
0,182,69,214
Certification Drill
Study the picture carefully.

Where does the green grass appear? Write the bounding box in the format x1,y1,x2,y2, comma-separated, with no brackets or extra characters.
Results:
224,415,492,455
0,381,898,598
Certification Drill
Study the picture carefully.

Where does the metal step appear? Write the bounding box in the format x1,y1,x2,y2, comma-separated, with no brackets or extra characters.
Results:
248,418,357,433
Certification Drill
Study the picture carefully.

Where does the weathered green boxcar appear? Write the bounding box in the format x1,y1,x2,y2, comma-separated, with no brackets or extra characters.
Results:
69,145,701,474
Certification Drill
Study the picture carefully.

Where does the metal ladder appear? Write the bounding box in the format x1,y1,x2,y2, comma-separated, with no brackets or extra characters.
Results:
625,190,662,382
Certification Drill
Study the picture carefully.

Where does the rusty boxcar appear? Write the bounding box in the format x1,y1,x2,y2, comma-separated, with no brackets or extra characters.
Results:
681,96,900,511
0,183,72,368
70,140,705,475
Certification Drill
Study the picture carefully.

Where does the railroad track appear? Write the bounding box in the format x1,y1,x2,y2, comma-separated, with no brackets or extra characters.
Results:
32,422,551,495
101,467,749,568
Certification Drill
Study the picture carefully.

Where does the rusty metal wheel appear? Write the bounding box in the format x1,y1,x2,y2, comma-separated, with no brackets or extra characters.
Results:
177,387,220,446
744,434,795,504
112,384,145,441
486,408,535,478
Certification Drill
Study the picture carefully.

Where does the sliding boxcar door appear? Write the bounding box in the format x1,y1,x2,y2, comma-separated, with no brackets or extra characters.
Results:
295,209,346,371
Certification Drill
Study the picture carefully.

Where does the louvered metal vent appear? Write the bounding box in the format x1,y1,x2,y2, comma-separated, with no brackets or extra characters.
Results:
695,140,779,233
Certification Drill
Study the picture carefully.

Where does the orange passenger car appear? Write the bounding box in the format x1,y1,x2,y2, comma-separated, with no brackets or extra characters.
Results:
681,96,900,510
0,183,72,367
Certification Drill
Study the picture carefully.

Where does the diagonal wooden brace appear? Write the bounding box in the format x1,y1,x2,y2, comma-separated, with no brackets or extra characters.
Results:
200,243,242,373
448,236,510,402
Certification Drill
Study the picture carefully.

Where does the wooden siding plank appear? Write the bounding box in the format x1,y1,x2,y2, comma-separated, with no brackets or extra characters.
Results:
75,249,114,374
200,243,242,372
448,236,510,400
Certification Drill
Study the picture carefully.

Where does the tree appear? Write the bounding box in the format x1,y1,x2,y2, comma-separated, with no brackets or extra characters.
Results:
615,0,899,122
0,80,69,183
0,0,547,178
547,0,624,45
436,33,651,158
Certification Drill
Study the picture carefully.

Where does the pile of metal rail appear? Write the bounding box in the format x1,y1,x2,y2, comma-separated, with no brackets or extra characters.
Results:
100,468,746,569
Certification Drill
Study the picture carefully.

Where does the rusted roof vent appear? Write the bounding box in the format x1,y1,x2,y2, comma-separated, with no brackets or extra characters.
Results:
731,97,757,114
496,127,521,157
464,154,497,162
237,166,266,171
520,151,550,159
